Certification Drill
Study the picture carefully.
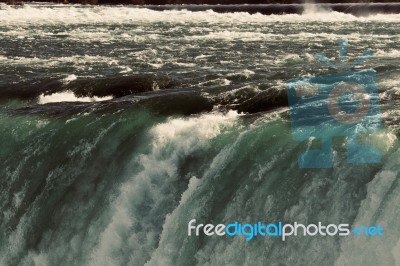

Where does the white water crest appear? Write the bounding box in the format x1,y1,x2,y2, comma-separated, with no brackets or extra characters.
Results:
38,91,113,104
1,4,400,25
88,111,239,266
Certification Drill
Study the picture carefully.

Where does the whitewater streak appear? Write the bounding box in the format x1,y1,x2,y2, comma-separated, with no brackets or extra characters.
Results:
1,4,400,24
88,111,239,266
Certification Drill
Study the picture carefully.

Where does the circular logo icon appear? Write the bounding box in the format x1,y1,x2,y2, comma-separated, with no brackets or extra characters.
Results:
328,82,370,125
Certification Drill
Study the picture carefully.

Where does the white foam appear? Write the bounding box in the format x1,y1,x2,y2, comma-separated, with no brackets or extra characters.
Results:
363,132,397,153
88,111,238,266
195,54,212,60
173,62,197,67
1,4,400,25
188,31,391,43
375,49,400,58
62,74,78,84
118,66,133,73
303,2,332,14
2,55,119,69
335,147,400,266
179,176,201,204
392,239,400,266
38,91,113,104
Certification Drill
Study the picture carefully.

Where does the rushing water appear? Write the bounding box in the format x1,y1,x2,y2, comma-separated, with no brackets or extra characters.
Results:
1,3,400,266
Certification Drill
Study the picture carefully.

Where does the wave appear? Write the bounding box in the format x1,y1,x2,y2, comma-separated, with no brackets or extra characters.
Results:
2,94,399,265
89,111,239,266
0,74,179,100
7,83,290,118
38,91,113,104
1,4,400,25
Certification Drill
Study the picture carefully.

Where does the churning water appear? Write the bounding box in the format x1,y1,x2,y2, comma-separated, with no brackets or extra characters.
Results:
1,3,400,266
